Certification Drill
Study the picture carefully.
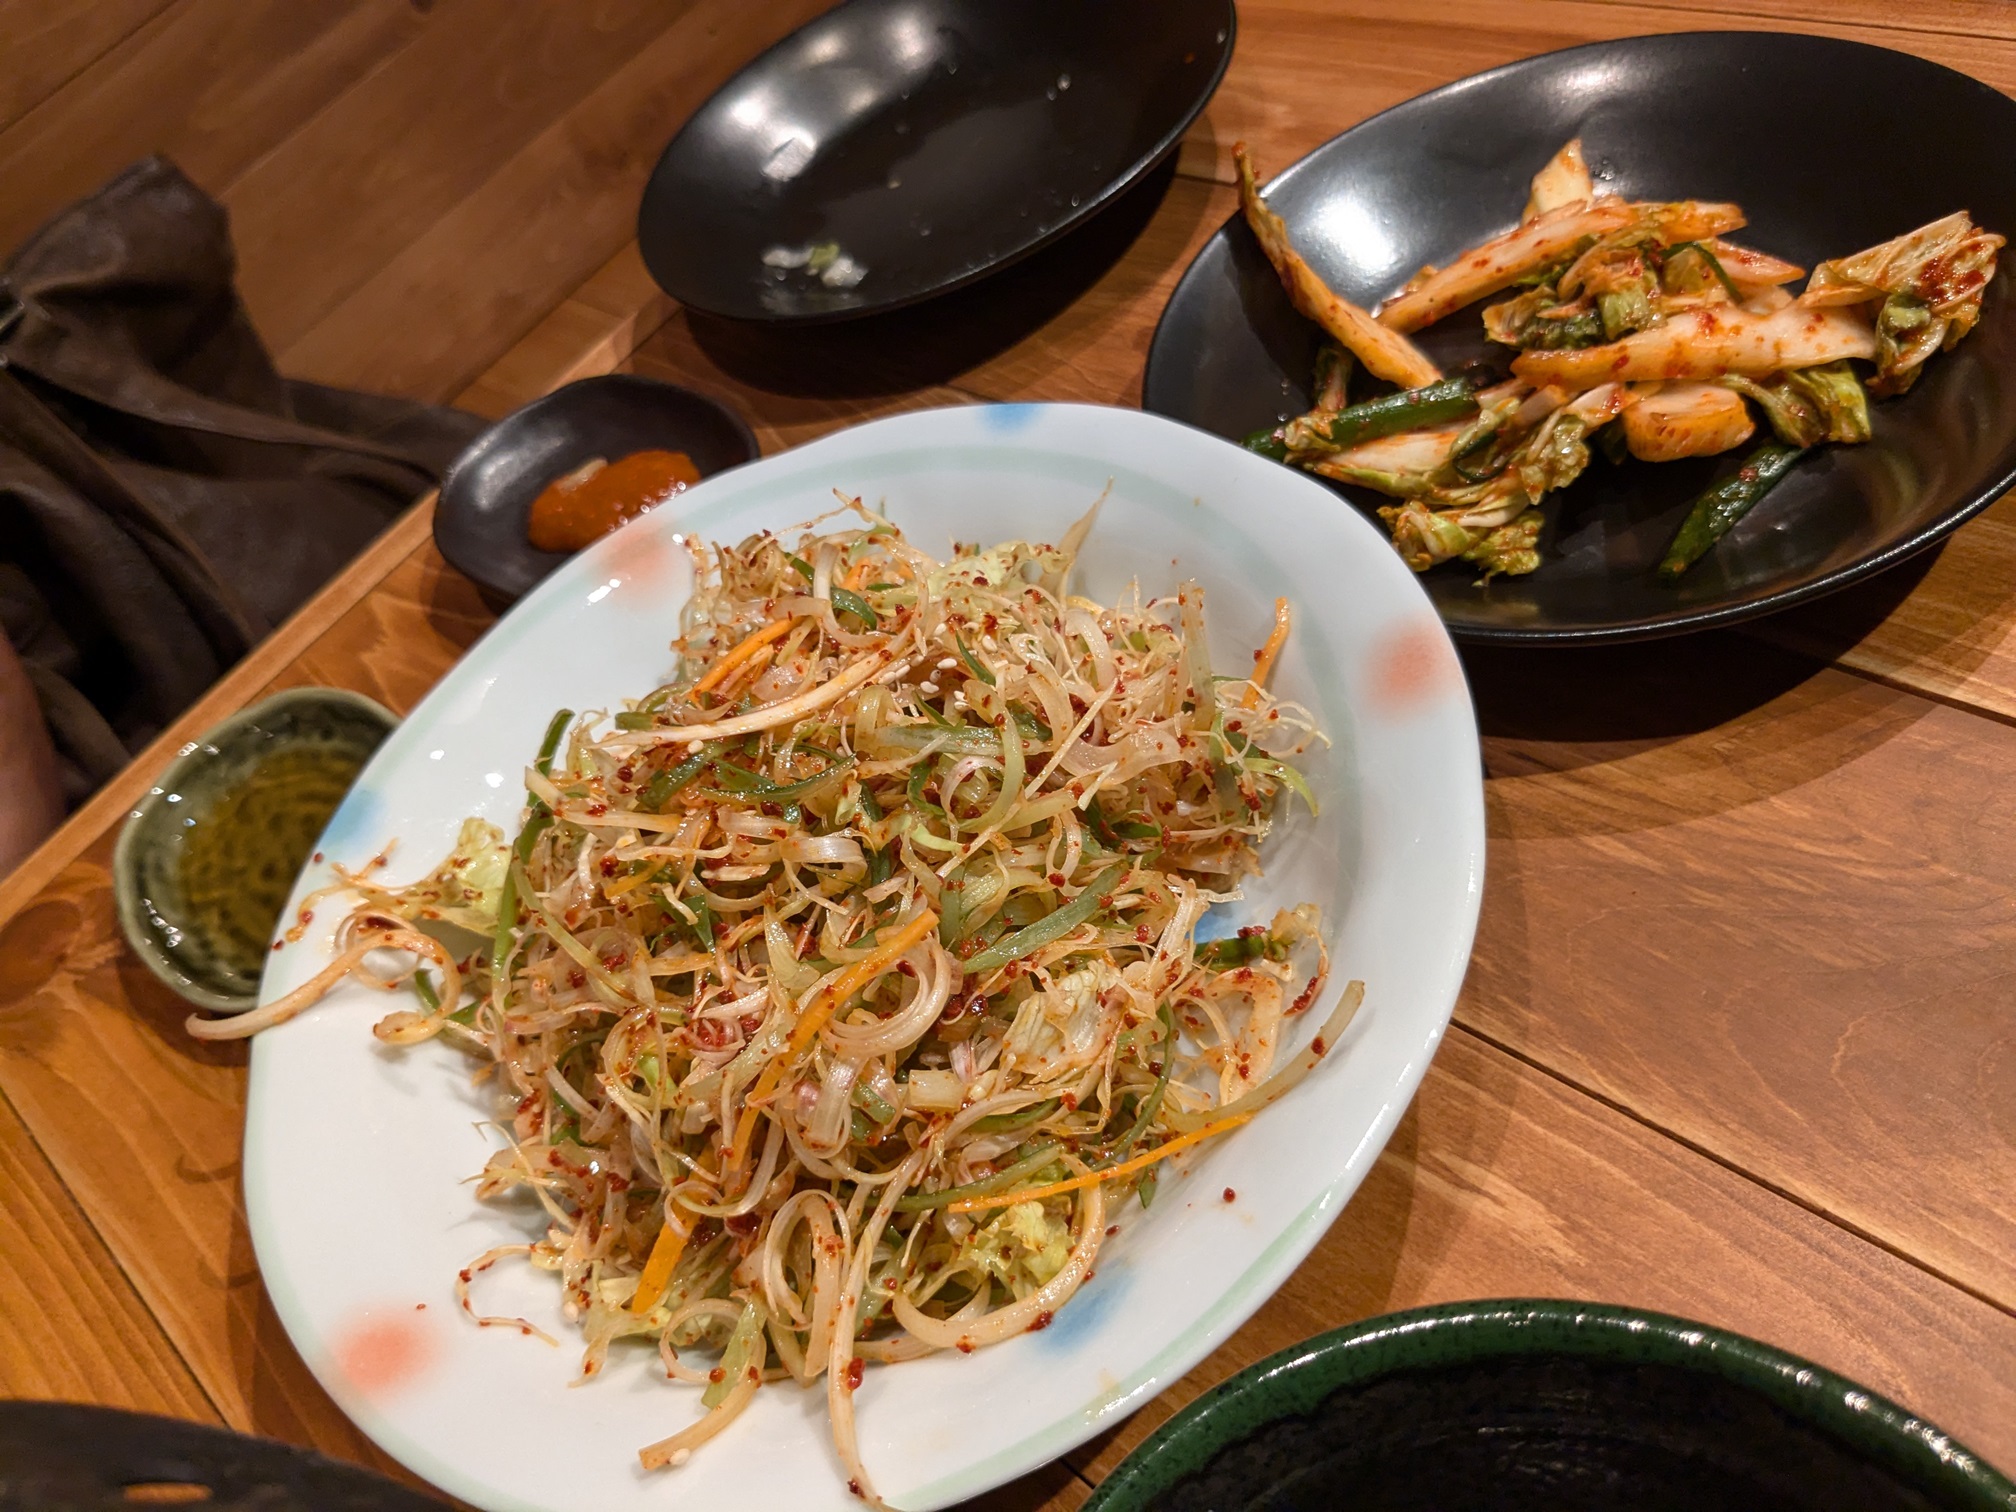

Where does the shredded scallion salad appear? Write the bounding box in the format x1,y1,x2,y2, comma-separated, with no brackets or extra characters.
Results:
190,497,1358,1503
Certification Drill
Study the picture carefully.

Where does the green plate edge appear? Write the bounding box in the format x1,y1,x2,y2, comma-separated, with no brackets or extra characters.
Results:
1082,1298,2016,1512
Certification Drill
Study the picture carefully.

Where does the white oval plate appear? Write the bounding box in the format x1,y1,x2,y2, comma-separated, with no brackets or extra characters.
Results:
247,402,1484,1512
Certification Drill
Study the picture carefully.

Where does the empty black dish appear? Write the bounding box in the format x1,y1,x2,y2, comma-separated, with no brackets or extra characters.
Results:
0,1401,442,1510
1143,33,2016,643
1085,1300,2015,1512
432,374,758,607
637,0,1235,323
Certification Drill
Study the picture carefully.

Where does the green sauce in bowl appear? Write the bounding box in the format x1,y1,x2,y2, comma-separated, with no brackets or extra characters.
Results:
115,690,396,1012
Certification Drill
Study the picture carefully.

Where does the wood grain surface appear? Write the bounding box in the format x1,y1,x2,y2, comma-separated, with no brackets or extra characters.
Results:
4,1,2015,1507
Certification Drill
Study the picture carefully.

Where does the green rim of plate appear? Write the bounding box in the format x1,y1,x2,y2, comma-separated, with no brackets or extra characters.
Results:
1083,1298,2016,1511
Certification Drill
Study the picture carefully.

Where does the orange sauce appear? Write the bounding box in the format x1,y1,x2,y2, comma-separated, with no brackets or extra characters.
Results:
526,449,700,553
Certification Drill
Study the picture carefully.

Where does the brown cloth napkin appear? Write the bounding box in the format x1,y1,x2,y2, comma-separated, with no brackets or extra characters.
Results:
0,157,487,804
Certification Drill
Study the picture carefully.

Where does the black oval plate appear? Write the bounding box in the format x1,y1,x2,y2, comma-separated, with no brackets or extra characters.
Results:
638,0,1234,323
0,1401,443,1510
432,374,758,609
1143,33,2016,644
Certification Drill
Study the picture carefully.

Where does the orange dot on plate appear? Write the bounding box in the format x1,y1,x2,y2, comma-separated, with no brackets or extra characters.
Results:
1368,621,1456,716
333,1313,434,1395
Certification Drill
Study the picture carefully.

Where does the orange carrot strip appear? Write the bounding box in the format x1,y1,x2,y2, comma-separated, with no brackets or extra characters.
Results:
629,1212,692,1314
1242,598,1292,709
689,618,793,702
716,643,779,700
947,1112,1253,1214
722,909,940,1188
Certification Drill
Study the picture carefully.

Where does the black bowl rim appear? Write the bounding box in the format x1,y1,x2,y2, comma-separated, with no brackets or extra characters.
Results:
1142,29,2016,644
1082,1298,2016,1512
431,372,761,605
635,0,1238,326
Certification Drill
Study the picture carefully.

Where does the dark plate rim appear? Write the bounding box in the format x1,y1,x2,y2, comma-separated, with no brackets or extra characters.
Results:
637,0,1237,326
1142,30,2016,645
1082,1297,2016,1512
431,372,761,606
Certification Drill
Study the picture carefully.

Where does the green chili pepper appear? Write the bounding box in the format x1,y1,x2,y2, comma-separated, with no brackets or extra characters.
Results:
1241,427,1290,462
938,862,972,948
1108,1008,1178,1159
831,586,879,629
1311,378,1479,449
787,551,877,626
907,759,942,814
1196,930,1286,968
953,627,996,686
852,1083,898,1124
640,745,713,810
533,708,573,777
1658,442,1808,581
959,864,1126,974
971,1098,1059,1133
865,846,892,887
613,710,656,731
705,753,854,804
893,1142,1064,1211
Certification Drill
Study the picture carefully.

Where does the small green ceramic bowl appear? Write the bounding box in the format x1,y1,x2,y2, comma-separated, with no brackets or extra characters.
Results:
1087,1299,2015,1512
113,688,396,1014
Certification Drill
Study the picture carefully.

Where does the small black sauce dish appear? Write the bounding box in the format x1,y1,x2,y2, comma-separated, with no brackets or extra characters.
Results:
432,373,759,608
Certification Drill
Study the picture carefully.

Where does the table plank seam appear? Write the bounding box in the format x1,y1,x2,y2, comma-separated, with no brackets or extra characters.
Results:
1447,1020,2016,1324
1751,634,2016,735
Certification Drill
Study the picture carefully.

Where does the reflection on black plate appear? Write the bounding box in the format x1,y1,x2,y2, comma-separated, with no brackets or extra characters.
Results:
432,374,758,609
1084,1301,2016,1512
0,1401,442,1510
1143,33,2016,643
637,0,1233,323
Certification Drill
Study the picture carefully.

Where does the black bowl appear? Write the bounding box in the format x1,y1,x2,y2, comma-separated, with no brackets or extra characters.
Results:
1086,1301,2016,1512
432,374,758,608
637,0,1234,324
1143,32,2016,643
0,1400,442,1509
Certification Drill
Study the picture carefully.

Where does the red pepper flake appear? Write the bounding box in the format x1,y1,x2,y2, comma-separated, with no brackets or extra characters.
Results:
845,1356,865,1391
709,1367,726,1384
519,1325,533,1336
1312,1037,1328,1057
616,765,634,783
1222,1187,1237,1203
1047,871,1067,887
849,1480,864,1499
1029,1310,1054,1331
271,940,284,952
599,855,621,877
956,1338,975,1354
312,851,324,863
1106,1225,1120,1236
414,1302,427,1311
458,1269,472,1283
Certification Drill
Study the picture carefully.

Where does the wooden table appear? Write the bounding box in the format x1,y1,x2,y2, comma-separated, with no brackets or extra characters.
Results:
4,1,2015,1506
